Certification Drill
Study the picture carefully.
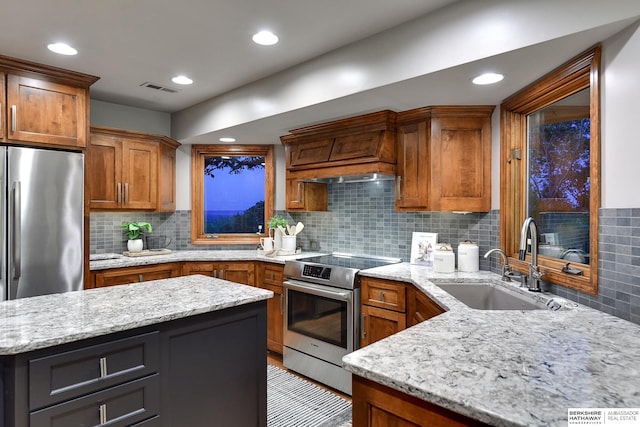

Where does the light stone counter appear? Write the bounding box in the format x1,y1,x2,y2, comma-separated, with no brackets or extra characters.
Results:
343,263,640,427
89,250,325,270
0,274,272,355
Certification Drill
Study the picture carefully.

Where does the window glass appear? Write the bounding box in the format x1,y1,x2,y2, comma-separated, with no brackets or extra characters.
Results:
191,145,274,245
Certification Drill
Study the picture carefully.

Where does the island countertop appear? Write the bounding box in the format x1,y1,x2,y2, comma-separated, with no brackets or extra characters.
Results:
343,263,640,427
0,274,272,355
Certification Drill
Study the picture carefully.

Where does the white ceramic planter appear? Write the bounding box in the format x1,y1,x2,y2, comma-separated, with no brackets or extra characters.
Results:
127,239,144,253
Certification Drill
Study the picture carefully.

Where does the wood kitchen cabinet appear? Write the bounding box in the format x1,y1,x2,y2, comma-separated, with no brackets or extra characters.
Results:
360,277,406,347
88,126,180,211
257,262,285,354
182,261,255,286
0,54,98,148
285,178,328,211
91,263,182,288
396,106,494,212
352,375,488,427
407,286,445,327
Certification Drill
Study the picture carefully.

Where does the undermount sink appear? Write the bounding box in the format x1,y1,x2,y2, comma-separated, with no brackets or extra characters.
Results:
435,283,546,310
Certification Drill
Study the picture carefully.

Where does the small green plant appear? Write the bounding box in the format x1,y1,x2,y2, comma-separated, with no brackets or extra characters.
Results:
267,215,288,229
121,221,152,240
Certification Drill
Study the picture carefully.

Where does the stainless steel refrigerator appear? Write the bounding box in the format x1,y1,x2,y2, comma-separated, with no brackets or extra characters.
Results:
1,146,84,300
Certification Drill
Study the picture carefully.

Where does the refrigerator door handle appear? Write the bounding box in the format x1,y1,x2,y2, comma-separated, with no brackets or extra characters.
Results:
12,181,21,280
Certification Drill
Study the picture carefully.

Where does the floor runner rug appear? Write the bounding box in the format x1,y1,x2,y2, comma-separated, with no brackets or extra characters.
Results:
267,364,352,427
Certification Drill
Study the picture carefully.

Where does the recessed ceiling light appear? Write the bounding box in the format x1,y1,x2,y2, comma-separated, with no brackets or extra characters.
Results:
219,137,236,143
252,30,279,46
47,42,77,56
472,73,504,85
171,75,193,85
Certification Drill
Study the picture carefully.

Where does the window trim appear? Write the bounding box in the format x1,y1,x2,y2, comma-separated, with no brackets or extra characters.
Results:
500,45,600,295
191,144,274,245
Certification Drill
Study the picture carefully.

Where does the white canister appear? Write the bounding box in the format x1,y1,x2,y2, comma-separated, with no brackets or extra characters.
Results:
433,244,455,273
458,241,479,272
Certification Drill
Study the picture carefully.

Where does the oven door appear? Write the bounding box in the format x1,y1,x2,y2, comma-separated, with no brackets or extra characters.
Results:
283,279,356,366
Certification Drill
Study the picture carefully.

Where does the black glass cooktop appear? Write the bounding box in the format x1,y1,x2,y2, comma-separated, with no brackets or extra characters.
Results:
299,254,401,271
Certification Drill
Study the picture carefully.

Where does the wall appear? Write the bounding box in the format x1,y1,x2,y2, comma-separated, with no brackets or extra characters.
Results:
90,99,171,135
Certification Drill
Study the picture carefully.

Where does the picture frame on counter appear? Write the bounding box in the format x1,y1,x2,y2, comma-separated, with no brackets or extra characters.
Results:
410,232,438,266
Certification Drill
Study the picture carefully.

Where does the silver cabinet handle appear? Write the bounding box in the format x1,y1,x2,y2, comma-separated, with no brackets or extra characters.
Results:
117,183,122,204
379,291,385,301
138,274,143,282
12,182,21,279
219,270,225,280
99,403,107,425
11,105,16,133
124,183,129,204
396,176,402,201
99,357,108,378
296,182,302,203
361,314,366,339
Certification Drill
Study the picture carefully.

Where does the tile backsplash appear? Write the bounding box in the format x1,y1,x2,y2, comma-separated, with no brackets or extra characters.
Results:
90,181,639,324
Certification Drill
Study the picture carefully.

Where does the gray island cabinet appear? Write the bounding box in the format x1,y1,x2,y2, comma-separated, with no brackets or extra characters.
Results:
0,275,271,427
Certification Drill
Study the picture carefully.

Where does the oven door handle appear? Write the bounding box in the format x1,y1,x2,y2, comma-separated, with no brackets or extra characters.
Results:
283,280,353,302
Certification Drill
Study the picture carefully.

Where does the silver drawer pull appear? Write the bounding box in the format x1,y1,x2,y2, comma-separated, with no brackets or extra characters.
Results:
99,357,108,378
379,290,385,301
361,314,366,339
11,105,16,133
99,403,108,424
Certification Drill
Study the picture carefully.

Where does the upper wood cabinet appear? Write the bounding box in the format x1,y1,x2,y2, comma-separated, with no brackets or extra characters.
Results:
396,106,494,212
88,126,180,211
0,55,98,149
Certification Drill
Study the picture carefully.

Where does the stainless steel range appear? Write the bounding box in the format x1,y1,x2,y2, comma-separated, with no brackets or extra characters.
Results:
282,253,401,395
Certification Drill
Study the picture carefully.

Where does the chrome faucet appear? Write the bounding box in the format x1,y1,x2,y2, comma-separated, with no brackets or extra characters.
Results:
519,217,543,292
484,248,518,282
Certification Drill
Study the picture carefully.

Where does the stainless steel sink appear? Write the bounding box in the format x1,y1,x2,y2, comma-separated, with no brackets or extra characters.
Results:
435,283,546,310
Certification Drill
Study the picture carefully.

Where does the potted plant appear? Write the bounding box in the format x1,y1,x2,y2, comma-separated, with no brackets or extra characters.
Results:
121,221,152,253
267,215,288,250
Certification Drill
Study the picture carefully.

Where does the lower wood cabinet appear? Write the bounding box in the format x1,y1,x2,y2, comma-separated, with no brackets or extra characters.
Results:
257,263,285,354
182,261,255,286
91,263,182,288
407,286,445,327
352,375,488,427
360,277,407,347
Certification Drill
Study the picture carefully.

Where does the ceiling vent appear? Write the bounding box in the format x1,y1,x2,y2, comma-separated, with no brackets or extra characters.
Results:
140,82,179,93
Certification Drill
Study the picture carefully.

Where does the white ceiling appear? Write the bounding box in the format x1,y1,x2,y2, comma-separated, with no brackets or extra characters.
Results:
1,0,638,145
0,0,458,113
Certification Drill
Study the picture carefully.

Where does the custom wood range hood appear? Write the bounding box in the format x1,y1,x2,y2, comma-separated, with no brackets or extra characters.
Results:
280,110,397,183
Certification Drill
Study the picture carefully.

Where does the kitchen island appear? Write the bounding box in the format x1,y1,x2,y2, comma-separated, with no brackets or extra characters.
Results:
344,263,640,427
0,274,272,427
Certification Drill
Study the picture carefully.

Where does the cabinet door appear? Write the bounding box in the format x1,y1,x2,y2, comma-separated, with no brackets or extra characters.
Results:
157,143,177,212
121,140,158,210
6,75,87,148
360,305,406,347
361,277,406,312
263,284,284,354
431,114,491,212
182,262,216,277
88,133,123,209
285,179,328,211
287,138,333,167
407,286,445,327
396,121,430,210
330,131,380,161
94,264,181,288
217,262,255,285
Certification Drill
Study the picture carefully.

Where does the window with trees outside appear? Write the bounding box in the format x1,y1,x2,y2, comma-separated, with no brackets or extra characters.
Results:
191,145,274,245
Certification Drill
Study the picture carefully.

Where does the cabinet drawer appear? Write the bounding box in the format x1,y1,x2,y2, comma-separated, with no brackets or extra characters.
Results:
30,374,160,427
262,264,284,286
361,278,406,312
30,332,160,410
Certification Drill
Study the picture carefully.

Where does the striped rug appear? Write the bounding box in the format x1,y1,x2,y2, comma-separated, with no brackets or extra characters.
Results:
267,364,352,427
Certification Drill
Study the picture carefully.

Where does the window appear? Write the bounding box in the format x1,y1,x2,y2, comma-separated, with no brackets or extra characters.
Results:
191,145,274,245
500,46,600,295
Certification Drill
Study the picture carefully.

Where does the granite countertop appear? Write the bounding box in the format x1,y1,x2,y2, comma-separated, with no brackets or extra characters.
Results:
89,250,324,270
343,263,640,427
0,275,272,355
